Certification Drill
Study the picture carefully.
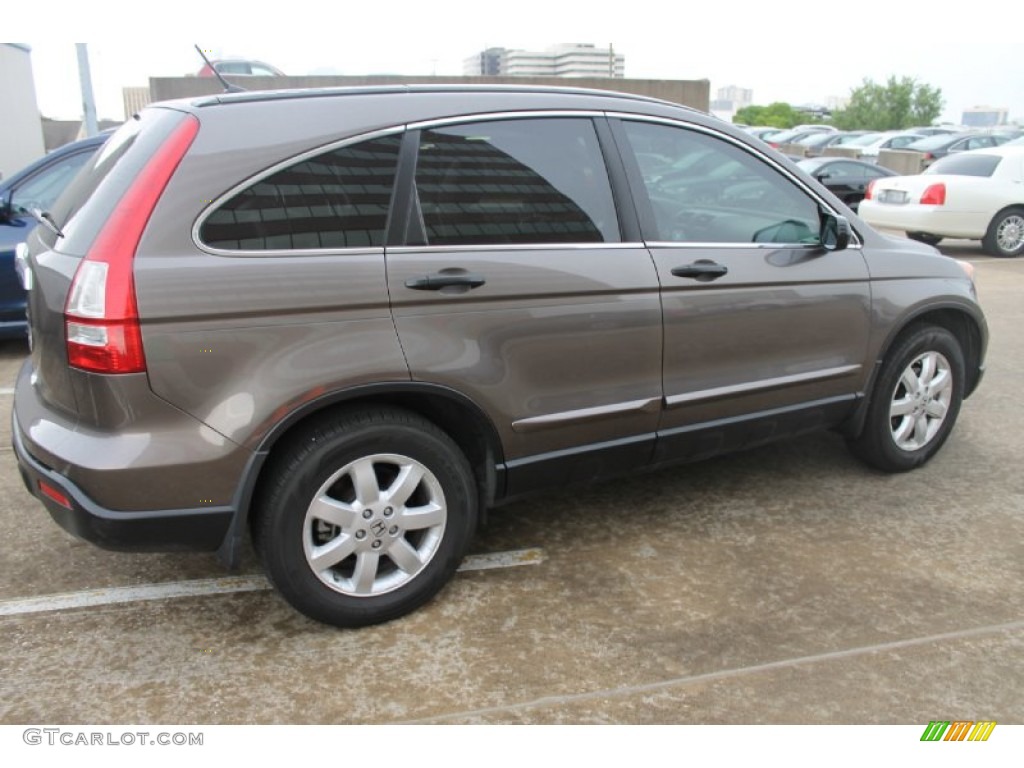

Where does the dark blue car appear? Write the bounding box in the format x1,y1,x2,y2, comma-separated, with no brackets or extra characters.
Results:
1,132,109,338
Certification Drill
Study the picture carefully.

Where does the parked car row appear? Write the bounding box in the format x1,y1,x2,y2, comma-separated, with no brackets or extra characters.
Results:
742,124,1020,167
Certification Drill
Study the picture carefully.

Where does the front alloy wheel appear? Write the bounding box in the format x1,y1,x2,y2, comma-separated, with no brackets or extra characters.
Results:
847,324,965,472
887,351,953,451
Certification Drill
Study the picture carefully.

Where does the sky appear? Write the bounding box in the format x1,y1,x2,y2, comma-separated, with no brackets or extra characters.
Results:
8,0,1024,125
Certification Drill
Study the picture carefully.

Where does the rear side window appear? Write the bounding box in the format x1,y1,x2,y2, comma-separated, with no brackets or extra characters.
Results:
200,134,402,251
925,154,1002,177
412,118,619,246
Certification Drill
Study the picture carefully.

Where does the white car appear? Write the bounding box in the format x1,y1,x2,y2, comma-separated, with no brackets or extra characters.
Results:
858,145,1024,257
856,131,928,160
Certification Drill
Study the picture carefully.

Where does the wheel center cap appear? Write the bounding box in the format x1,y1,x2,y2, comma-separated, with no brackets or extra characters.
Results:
369,519,388,539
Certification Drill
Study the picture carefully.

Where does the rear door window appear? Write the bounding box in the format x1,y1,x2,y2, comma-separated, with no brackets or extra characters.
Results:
199,134,402,251
411,118,620,246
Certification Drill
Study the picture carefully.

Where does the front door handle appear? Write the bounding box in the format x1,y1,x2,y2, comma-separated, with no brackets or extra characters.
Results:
405,272,486,291
671,260,728,282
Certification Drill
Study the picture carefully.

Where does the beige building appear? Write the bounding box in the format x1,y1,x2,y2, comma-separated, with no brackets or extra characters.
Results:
0,44,45,178
464,44,625,78
122,86,152,119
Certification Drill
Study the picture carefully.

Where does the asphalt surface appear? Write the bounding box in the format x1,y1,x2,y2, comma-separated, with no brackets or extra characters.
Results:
1,240,1021,725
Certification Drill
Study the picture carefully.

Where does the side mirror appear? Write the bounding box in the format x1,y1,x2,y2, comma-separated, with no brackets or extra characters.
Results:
815,172,831,181
820,213,851,252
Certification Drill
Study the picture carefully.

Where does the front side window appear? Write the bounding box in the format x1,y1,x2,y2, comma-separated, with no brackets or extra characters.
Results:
412,118,619,246
622,121,821,244
200,134,402,251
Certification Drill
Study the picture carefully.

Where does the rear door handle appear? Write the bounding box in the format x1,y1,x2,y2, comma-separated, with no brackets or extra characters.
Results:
670,260,728,282
405,272,486,291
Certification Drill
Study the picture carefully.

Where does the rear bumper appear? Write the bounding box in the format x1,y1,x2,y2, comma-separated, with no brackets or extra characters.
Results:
13,416,233,552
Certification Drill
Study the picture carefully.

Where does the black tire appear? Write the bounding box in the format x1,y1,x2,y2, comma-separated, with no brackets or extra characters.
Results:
981,207,1024,258
848,325,965,472
907,232,943,247
253,407,477,627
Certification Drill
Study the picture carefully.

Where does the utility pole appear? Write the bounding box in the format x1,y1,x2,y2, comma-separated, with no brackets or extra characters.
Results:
609,43,614,78
76,44,99,137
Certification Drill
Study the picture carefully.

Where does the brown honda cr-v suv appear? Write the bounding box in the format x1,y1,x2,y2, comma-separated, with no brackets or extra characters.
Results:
13,85,987,627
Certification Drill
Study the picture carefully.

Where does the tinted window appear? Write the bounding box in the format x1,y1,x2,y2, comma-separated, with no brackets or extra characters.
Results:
821,162,866,178
799,133,835,148
908,134,962,151
888,135,921,149
924,154,1002,177
216,62,251,75
844,133,886,147
201,134,402,251
413,119,618,246
11,151,94,213
49,110,184,257
622,121,820,245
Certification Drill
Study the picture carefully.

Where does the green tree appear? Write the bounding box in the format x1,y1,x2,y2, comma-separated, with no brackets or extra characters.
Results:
733,102,805,129
833,76,943,131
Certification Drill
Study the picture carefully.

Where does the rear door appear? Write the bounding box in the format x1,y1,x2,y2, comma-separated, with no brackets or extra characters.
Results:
386,116,664,495
612,117,872,463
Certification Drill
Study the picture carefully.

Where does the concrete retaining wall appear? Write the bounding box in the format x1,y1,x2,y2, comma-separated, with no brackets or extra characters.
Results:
878,149,927,175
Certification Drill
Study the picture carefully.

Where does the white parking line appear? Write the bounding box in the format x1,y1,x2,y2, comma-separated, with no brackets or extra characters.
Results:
401,618,1024,724
0,387,15,395
0,548,545,617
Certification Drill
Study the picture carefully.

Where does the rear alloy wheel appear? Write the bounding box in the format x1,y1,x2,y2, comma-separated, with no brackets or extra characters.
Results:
848,325,965,472
907,232,943,247
982,208,1024,257
254,408,477,627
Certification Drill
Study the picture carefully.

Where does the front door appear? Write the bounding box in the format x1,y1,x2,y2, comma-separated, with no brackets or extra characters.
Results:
614,118,872,463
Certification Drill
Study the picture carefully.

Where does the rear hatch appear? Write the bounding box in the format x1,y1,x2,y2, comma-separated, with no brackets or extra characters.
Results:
23,107,195,419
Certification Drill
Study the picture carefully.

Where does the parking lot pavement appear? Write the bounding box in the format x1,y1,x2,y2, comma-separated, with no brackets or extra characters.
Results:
1,254,1022,725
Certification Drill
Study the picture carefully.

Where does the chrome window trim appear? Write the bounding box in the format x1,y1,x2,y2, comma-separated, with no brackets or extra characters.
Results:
644,241,860,251
605,111,865,249
665,364,862,407
192,125,406,258
388,242,646,255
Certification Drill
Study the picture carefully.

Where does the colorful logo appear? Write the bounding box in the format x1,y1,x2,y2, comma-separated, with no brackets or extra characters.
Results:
920,721,996,741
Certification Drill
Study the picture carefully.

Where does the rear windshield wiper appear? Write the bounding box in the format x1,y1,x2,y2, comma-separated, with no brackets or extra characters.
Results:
28,208,65,238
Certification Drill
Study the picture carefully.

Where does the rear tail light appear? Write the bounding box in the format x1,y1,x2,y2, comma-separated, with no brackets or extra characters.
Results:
865,179,876,200
923,152,934,160
65,114,199,374
920,183,946,206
